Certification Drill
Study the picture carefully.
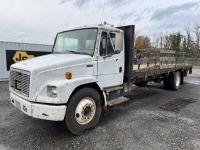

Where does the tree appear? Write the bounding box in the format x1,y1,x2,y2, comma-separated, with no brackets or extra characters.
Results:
169,32,181,51
193,23,200,56
159,32,164,49
155,37,159,48
182,36,187,51
142,36,151,49
164,35,170,50
135,35,151,49
184,24,192,51
135,36,143,49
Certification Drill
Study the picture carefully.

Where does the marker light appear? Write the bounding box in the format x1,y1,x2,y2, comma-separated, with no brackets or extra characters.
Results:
98,23,104,26
66,72,72,79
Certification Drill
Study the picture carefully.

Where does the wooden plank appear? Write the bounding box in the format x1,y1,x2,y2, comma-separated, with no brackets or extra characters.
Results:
175,64,186,68
160,49,176,54
138,49,175,54
159,65,176,69
159,57,176,61
133,65,160,72
138,49,160,53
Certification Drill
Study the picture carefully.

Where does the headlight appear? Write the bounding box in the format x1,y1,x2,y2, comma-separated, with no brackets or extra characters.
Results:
47,86,57,97
51,86,57,95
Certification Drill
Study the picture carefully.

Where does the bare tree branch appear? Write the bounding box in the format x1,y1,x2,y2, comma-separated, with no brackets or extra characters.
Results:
184,24,192,51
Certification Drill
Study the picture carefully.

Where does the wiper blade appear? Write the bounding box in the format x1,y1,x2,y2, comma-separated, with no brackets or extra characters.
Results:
53,52,62,54
67,50,81,54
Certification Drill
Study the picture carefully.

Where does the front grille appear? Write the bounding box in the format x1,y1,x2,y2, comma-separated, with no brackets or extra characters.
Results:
10,68,30,97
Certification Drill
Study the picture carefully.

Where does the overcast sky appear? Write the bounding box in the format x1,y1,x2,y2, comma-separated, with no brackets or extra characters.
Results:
0,0,200,45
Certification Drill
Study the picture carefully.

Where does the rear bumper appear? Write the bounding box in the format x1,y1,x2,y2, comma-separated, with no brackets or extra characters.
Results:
10,92,67,121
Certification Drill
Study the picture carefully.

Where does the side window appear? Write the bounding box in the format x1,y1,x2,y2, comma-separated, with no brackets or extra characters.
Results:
110,33,116,49
100,32,116,56
107,33,114,55
100,32,107,56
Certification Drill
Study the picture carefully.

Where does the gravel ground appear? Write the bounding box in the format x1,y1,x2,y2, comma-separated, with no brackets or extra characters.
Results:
0,69,200,150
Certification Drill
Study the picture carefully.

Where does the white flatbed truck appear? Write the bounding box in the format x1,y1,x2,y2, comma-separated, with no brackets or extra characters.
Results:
9,25,192,135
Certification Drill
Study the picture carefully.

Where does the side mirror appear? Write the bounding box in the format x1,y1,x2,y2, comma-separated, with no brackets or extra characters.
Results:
115,32,123,51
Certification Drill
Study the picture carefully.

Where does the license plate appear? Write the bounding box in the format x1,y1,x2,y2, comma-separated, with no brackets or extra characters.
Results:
15,100,21,110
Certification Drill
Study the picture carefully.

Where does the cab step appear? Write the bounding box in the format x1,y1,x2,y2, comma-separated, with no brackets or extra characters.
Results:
107,96,129,107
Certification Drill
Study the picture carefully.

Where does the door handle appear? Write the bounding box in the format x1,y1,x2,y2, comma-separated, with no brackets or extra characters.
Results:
119,67,122,72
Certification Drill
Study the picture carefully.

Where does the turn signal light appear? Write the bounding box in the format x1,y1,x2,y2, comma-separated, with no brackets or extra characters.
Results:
66,72,72,79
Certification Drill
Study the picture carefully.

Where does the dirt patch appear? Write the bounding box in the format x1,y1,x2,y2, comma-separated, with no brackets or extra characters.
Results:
160,98,196,112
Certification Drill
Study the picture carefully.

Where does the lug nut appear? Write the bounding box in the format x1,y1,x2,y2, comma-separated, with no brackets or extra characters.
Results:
76,113,80,118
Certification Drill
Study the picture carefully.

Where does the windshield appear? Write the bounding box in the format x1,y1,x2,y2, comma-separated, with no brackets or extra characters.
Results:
53,28,98,56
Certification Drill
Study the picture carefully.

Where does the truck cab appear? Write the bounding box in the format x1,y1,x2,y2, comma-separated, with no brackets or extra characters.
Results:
10,25,127,135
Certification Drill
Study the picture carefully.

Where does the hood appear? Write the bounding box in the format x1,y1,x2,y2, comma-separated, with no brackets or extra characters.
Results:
11,54,93,72
10,53,94,100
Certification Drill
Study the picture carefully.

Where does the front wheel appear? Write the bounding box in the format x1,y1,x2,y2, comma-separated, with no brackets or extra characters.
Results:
63,87,102,135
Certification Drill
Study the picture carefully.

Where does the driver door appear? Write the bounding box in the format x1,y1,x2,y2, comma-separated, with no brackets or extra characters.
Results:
97,31,124,88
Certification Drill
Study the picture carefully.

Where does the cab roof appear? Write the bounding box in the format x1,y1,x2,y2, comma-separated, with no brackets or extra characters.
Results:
58,25,123,34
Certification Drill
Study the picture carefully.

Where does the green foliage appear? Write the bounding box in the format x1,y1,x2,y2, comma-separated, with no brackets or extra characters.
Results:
169,32,181,51
142,37,151,49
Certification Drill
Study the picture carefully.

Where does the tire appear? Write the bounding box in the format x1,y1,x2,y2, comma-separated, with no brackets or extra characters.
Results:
63,87,102,135
135,81,148,87
169,71,181,90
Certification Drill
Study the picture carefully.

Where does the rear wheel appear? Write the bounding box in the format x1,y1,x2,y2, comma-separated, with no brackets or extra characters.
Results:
169,71,181,90
63,87,102,135
163,71,181,90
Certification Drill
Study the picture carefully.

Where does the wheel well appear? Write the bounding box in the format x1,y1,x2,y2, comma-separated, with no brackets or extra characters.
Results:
161,70,182,78
68,82,105,107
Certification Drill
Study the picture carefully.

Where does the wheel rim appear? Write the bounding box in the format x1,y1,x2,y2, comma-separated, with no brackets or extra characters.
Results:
175,73,180,87
75,98,96,125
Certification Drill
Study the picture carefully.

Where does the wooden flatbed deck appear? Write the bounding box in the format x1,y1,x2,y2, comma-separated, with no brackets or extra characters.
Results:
132,64,192,79
131,49,193,82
